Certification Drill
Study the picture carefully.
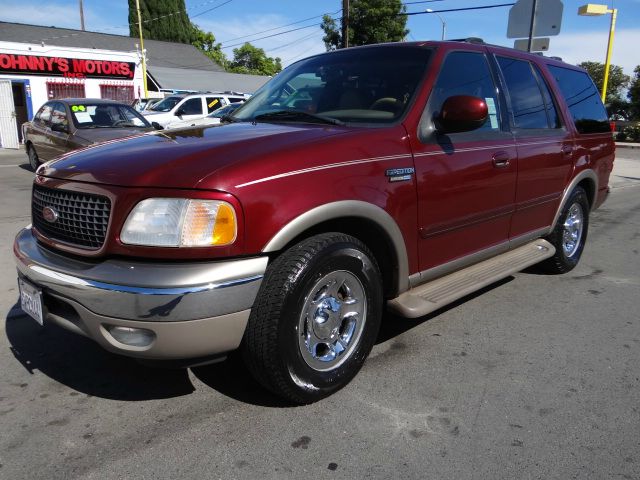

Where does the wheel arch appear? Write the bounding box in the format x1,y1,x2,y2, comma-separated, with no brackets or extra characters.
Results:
262,201,410,297
549,169,598,234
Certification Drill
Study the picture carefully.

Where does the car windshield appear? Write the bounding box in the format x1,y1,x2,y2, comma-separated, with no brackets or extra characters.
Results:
69,103,151,129
148,96,183,112
233,46,432,125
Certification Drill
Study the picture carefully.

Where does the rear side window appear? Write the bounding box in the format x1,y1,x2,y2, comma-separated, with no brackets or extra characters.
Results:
497,56,553,129
430,51,501,131
548,65,609,134
206,97,224,113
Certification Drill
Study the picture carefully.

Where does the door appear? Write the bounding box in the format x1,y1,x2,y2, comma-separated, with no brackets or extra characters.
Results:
170,97,204,126
48,102,72,158
412,50,517,272
494,55,574,238
0,79,19,149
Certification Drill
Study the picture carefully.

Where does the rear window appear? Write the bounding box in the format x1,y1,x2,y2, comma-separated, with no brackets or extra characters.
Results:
547,65,609,134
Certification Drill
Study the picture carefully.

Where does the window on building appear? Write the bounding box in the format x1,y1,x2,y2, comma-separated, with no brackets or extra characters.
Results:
100,84,134,104
47,81,86,100
547,65,609,134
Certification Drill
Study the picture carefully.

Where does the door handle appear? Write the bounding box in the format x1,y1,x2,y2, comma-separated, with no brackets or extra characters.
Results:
561,145,574,156
492,151,511,168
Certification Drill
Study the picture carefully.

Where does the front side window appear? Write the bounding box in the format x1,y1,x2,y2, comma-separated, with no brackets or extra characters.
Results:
234,46,432,125
548,65,609,134
51,103,68,128
497,56,550,129
428,51,501,132
180,98,203,115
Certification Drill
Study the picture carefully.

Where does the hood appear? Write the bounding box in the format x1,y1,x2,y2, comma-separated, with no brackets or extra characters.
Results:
39,122,348,189
75,127,153,144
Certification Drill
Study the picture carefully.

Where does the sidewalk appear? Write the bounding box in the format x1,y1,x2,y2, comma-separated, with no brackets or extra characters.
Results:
616,142,640,150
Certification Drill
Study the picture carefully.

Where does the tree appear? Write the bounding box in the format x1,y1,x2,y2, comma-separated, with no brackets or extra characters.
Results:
191,25,227,69
128,0,193,44
578,61,630,104
628,65,640,120
321,0,408,50
228,43,282,76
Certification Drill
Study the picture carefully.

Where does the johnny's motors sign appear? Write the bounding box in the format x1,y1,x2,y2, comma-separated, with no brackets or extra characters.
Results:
0,53,135,79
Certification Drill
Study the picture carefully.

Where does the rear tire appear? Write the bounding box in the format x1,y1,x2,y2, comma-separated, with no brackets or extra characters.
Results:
540,186,590,274
242,233,383,404
27,145,40,171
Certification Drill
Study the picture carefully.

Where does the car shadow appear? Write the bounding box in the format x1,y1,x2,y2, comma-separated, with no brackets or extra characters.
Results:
4,278,514,405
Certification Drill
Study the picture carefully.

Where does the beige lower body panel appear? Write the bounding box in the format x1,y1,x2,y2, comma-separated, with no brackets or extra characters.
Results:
388,239,555,318
46,293,250,360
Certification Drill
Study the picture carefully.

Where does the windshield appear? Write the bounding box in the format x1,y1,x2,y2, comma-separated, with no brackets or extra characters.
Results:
233,46,432,125
69,103,151,129
148,96,183,112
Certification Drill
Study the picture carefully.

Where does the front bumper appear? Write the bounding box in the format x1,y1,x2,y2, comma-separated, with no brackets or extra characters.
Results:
14,227,267,359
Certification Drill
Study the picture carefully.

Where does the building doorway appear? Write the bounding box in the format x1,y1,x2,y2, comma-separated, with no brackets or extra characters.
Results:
0,79,19,149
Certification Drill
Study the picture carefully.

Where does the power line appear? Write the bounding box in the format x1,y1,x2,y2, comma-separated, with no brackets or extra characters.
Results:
403,2,515,15
221,22,332,50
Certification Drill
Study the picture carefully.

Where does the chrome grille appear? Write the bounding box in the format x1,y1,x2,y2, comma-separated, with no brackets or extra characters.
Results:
32,185,111,249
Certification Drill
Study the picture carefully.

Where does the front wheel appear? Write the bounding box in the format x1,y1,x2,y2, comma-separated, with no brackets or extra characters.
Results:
27,145,40,171
242,233,383,404
540,186,590,273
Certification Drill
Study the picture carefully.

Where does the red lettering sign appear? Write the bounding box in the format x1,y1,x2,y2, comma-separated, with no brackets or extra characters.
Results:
0,53,135,80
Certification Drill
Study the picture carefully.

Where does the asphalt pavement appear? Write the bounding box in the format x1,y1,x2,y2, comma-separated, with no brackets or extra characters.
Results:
0,146,639,479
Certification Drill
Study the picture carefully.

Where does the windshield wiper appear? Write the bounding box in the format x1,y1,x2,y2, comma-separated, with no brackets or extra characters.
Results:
254,110,344,126
220,114,240,123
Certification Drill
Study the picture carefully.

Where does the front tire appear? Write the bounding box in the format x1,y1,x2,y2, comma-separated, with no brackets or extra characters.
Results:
242,233,383,404
540,186,590,273
27,145,40,171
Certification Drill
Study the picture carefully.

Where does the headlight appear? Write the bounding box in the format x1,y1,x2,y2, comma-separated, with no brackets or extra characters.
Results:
120,198,236,247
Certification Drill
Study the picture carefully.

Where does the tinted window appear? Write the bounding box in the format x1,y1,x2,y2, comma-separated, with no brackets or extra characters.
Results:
235,46,432,124
548,65,609,134
497,57,548,129
206,97,224,113
533,65,561,128
430,51,500,131
180,98,203,115
38,104,53,125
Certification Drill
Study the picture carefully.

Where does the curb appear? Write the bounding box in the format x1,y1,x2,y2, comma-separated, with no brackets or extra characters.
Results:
616,143,640,150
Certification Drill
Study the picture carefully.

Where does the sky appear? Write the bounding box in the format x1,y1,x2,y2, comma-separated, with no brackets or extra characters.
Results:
0,0,638,76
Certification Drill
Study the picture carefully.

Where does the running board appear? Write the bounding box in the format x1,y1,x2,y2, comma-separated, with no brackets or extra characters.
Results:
388,239,555,318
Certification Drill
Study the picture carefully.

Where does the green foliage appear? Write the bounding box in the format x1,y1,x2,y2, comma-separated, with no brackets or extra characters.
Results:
191,25,227,69
578,61,630,104
607,98,632,121
128,0,193,44
228,43,282,76
619,123,640,143
321,0,409,50
628,65,640,120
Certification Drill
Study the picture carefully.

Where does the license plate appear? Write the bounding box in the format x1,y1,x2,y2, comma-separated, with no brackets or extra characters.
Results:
18,278,44,326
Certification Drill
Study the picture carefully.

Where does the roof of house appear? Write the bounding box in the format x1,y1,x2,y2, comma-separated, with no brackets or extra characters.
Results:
0,21,224,72
148,66,269,94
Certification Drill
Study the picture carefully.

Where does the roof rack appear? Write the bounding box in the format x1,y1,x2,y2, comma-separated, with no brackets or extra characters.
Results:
449,37,486,44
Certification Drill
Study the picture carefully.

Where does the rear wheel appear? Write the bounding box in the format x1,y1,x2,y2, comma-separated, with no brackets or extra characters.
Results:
27,145,40,171
242,233,383,404
540,186,590,273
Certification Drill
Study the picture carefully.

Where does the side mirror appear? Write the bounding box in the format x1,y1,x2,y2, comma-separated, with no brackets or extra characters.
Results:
151,121,163,130
175,108,185,117
436,95,488,134
51,123,68,133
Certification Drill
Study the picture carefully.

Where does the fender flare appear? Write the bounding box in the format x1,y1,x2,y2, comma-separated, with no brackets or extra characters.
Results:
549,169,598,233
262,200,410,294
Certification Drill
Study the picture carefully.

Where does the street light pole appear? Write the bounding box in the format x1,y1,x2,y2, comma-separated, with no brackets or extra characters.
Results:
578,3,619,103
135,0,149,98
425,9,446,40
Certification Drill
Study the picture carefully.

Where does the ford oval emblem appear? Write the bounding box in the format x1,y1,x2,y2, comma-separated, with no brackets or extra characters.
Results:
42,206,59,223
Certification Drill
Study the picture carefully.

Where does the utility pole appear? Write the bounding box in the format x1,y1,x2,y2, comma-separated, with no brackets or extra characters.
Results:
135,0,149,98
342,0,349,48
78,0,85,31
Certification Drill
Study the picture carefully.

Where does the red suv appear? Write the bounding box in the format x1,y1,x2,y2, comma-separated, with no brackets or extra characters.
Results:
14,40,614,403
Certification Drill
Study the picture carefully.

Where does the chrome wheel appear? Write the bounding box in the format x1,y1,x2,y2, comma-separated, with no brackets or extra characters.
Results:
562,202,584,258
298,270,367,372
